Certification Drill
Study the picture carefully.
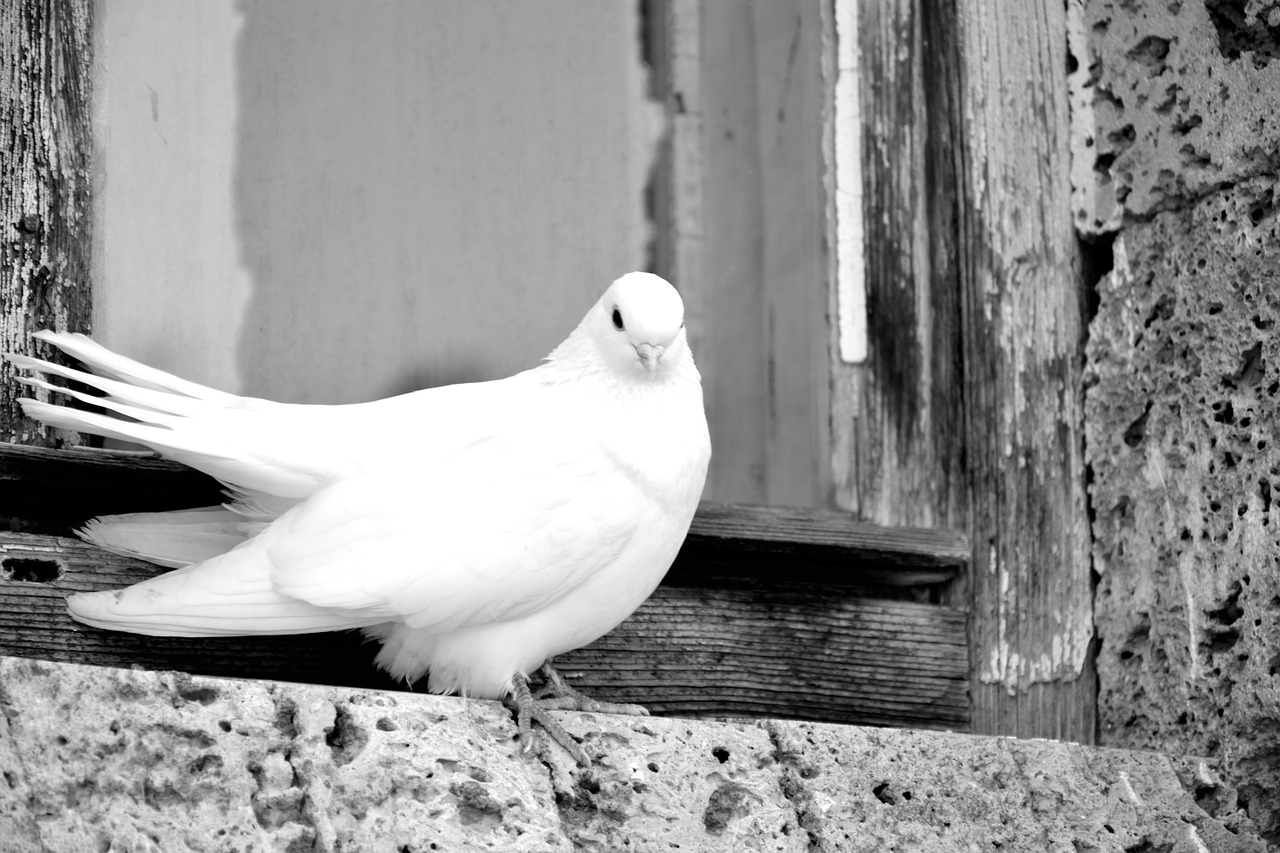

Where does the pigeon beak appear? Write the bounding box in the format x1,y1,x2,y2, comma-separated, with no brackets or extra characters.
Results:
635,343,663,374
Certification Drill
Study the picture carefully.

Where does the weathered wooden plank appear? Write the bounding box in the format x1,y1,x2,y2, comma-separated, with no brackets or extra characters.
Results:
830,0,967,530
0,443,225,532
0,0,95,445
919,0,966,537
952,0,1094,742
0,532,970,729
544,584,967,727
825,0,1094,739
683,502,967,586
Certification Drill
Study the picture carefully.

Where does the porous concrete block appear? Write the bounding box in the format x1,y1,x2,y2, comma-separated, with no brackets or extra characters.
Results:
0,657,569,852
1070,0,1280,234
0,656,1268,852
765,721,1263,852
1085,176,1280,842
546,710,802,851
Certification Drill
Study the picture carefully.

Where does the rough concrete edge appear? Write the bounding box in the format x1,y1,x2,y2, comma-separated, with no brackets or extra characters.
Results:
0,656,1270,853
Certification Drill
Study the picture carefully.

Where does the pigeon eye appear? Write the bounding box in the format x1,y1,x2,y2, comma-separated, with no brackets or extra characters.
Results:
611,308,625,331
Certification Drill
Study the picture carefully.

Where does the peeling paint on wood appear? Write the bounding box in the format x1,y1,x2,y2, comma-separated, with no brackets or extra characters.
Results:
831,0,966,531
826,0,1093,740
954,0,1094,741
833,0,867,364
0,0,95,445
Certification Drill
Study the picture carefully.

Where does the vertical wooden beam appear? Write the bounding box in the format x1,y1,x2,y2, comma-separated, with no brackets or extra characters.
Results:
952,0,1095,742
0,0,95,445
919,0,966,539
832,0,967,529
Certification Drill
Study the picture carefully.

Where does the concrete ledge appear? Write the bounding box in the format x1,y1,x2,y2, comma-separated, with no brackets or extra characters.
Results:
0,656,1267,852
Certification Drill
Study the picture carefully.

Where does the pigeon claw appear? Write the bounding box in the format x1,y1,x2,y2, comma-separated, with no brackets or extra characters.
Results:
534,661,651,718
507,672,592,767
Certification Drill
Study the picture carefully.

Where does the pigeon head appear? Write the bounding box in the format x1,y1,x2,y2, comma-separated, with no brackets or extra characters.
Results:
546,272,692,382
594,272,688,378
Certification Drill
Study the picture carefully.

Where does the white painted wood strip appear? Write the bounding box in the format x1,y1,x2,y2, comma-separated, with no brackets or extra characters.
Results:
834,0,867,364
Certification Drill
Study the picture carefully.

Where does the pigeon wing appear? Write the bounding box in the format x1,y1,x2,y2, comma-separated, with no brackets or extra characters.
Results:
262,421,643,634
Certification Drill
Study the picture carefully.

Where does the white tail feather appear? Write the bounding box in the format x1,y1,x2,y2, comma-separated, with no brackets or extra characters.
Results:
7,353,208,418
64,547,386,637
7,332,343,500
78,507,254,568
15,376,189,434
15,399,175,449
31,330,236,402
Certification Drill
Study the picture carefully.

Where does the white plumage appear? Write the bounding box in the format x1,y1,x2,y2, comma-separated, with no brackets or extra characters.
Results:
8,272,710,701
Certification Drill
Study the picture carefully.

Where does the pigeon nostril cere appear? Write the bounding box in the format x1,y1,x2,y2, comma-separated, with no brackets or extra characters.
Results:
2,557,63,583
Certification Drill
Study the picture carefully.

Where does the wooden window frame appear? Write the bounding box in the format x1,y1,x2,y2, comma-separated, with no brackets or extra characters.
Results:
644,0,1093,740
1,0,1091,742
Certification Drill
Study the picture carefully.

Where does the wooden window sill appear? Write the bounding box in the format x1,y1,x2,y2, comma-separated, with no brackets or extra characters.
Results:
1,444,970,730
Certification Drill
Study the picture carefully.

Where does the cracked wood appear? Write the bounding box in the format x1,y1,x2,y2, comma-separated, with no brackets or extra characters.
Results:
0,0,95,444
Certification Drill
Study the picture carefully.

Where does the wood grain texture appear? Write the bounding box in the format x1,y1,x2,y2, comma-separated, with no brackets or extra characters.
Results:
0,532,969,729
830,0,967,530
563,587,968,727
683,502,966,587
919,0,967,537
952,0,1094,742
826,0,1093,740
0,0,95,445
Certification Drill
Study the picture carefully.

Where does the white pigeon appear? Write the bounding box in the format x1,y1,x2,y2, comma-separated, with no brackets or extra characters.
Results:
8,272,710,745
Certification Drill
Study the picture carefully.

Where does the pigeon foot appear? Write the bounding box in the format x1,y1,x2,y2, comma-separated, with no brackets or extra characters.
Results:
507,672,592,767
532,661,651,717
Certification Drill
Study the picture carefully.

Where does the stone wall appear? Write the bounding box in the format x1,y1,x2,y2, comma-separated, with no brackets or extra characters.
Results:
1073,0,1280,842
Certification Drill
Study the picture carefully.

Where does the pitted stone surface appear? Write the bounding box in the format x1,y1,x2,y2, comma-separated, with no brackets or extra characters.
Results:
0,657,568,852
1086,178,1280,843
0,657,1267,852
1073,0,1280,842
765,720,1265,853
1071,0,1280,234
